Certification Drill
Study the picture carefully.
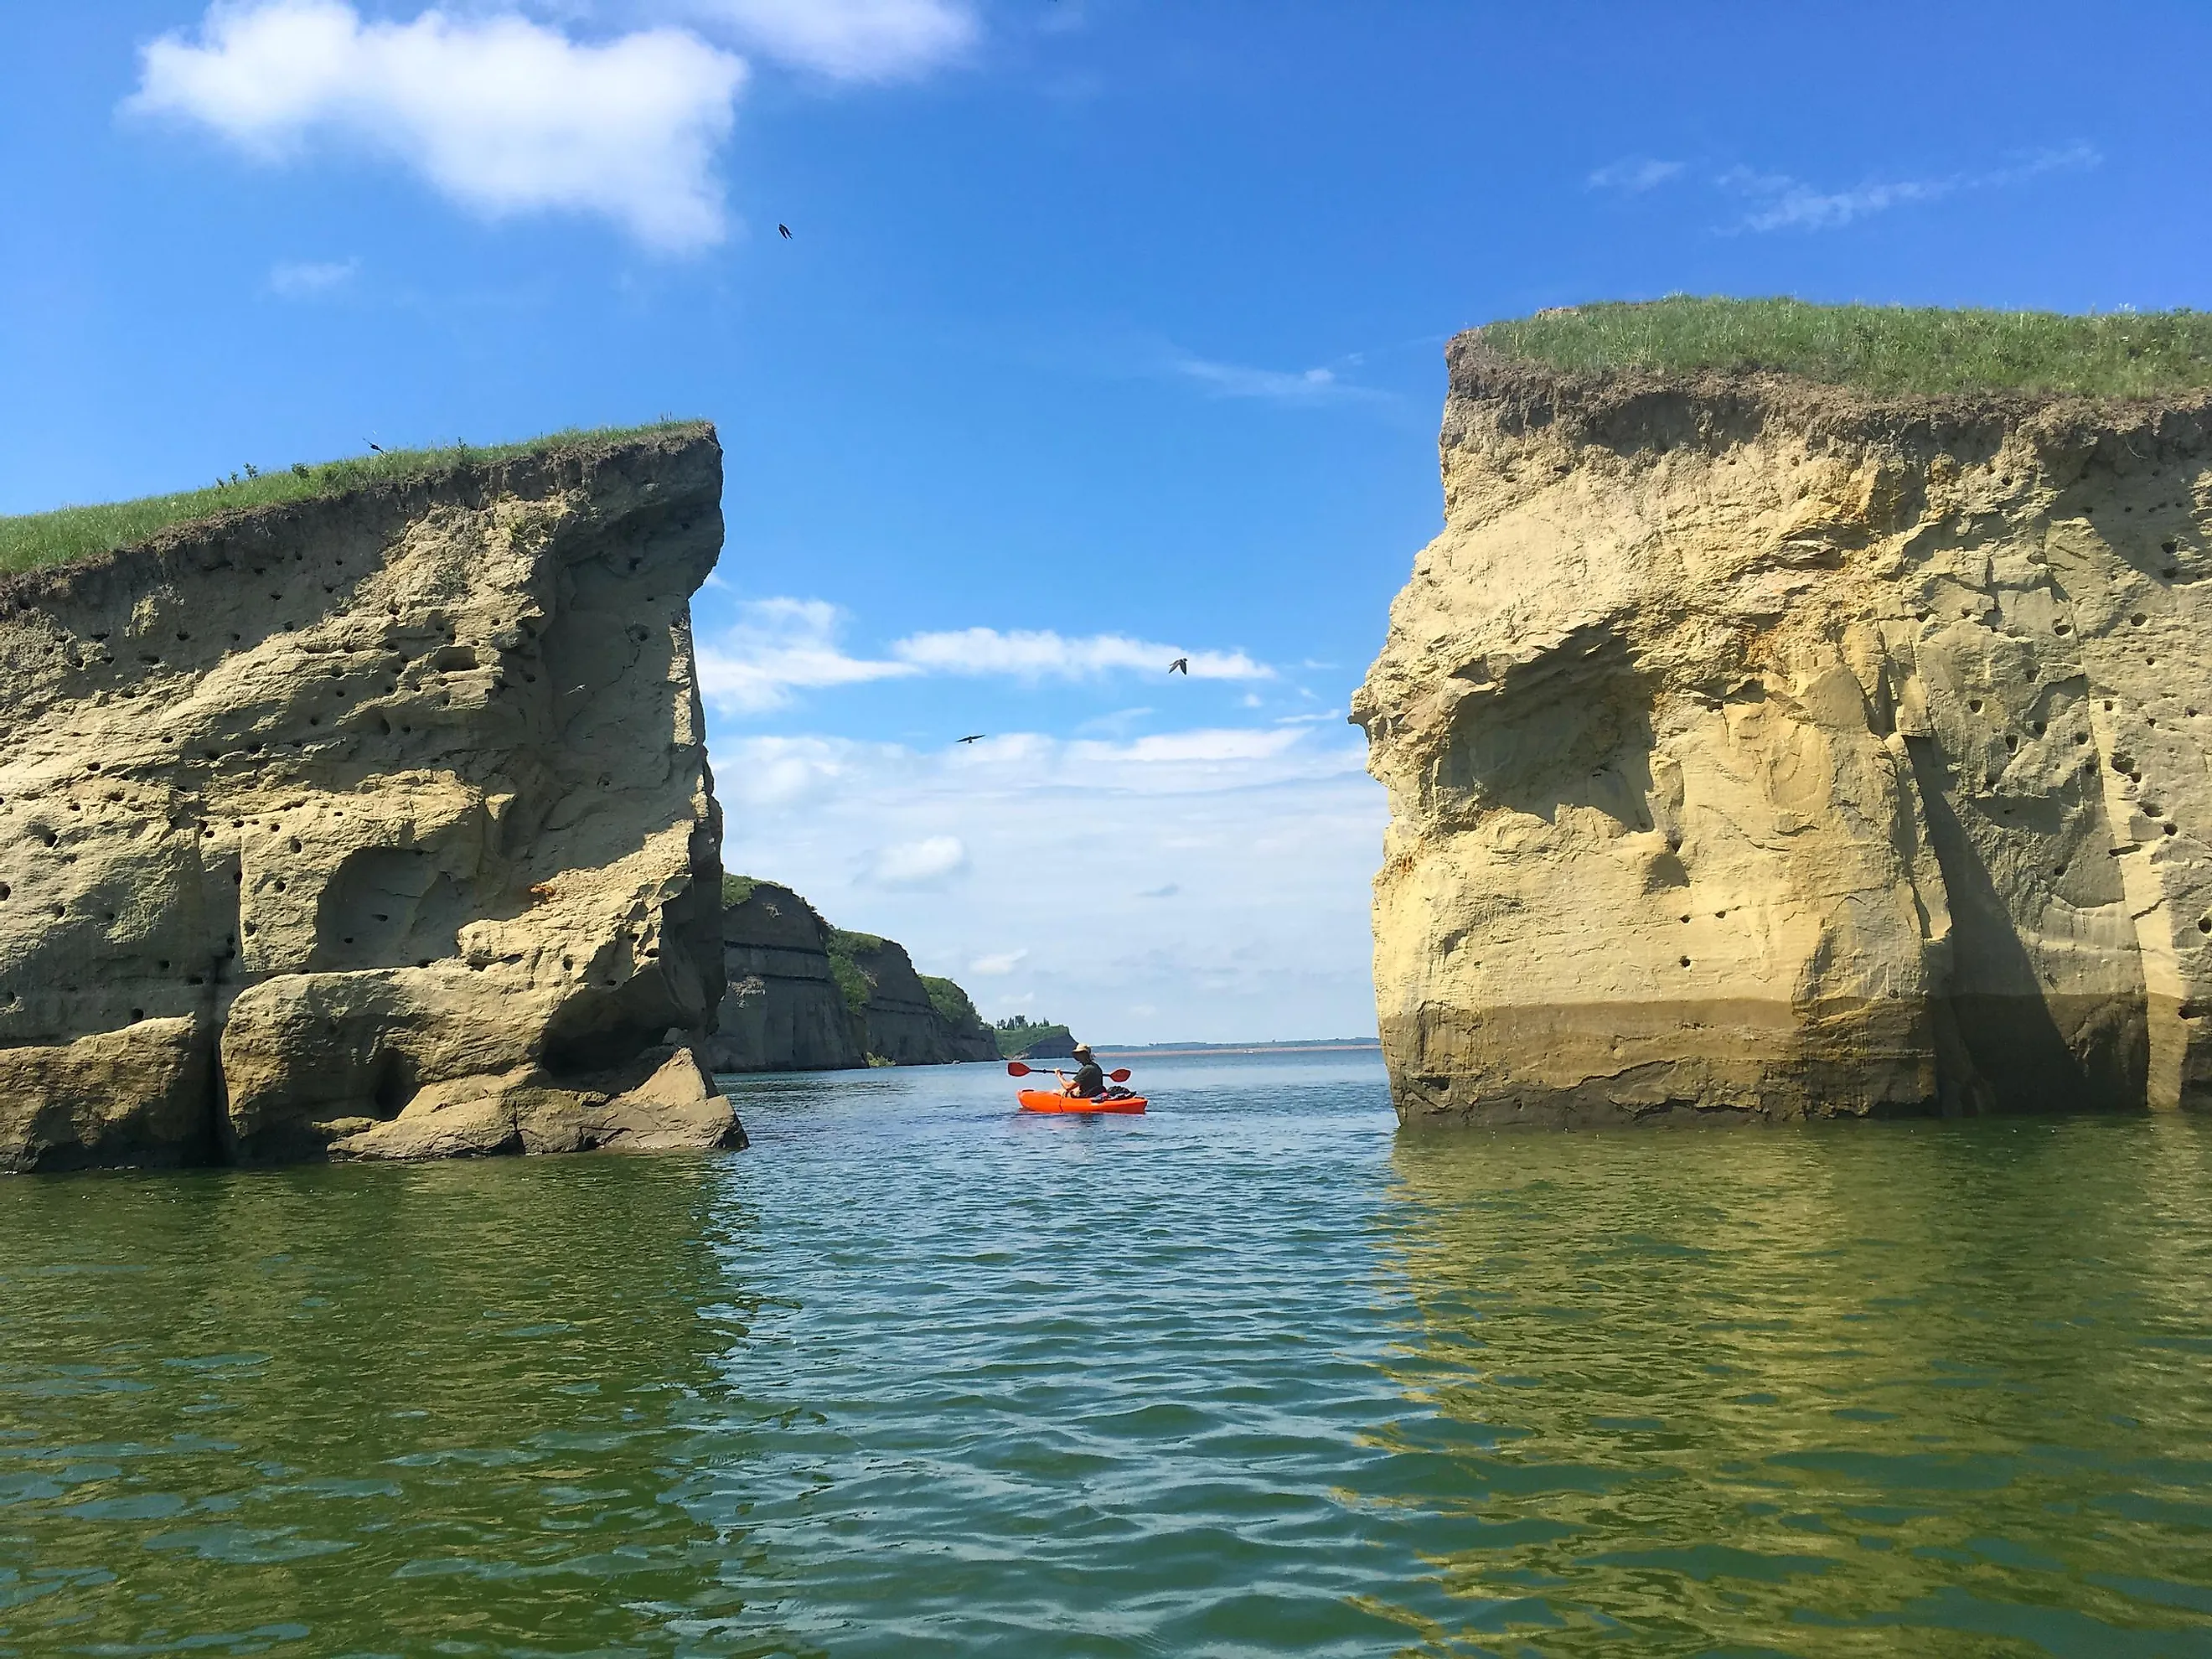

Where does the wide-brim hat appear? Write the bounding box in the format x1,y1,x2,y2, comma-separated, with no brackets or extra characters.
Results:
1072,1043,1093,1057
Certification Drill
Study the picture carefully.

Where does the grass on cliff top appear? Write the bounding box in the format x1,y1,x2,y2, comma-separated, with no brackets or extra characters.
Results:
0,420,707,578
1480,298,2212,398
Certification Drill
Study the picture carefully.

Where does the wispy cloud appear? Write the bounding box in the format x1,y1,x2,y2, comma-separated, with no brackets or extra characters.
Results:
1169,354,1353,402
695,597,915,712
267,256,359,297
681,0,977,80
1587,157,1683,192
1720,143,2100,233
895,627,1270,682
695,599,1274,716
862,834,969,889
713,726,1382,1041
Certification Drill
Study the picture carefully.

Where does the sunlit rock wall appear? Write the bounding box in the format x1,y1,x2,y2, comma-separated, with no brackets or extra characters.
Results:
1355,339,2212,1124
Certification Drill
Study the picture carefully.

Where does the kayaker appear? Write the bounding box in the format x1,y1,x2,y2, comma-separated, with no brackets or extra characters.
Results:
1056,1044,1104,1099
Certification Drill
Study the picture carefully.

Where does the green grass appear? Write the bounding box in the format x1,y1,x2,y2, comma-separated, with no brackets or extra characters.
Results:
994,1021,1073,1060
0,420,707,577
920,975,983,1033
721,874,762,908
1478,298,2212,398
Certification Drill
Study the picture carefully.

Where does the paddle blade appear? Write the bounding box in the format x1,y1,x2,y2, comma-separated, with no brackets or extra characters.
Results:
1109,1068,1132,1083
1005,1061,1032,1077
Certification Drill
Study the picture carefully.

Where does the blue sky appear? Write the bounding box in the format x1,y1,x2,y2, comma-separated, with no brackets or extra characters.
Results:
6,1,2208,1041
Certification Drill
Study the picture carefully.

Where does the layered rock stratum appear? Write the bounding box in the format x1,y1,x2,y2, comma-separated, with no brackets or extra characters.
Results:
697,881,864,1073
695,884,998,1072
0,429,743,1169
1356,337,2212,1124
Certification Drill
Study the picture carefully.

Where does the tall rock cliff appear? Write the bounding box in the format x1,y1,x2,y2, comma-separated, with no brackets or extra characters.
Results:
1356,337,2212,1125
697,881,864,1072
0,429,742,1169
835,932,1000,1065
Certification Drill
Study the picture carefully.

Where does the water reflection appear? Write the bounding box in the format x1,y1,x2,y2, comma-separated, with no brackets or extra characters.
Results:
1375,1119,2212,1656
0,1155,806,1657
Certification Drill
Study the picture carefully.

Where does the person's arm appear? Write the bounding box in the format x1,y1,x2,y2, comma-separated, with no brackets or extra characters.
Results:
1054,1068,1073,1093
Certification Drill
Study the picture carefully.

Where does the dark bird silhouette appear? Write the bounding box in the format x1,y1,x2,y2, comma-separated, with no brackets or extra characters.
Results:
778,224,792,239
957,733,986,744
1168,657,1189,674
367,442,384,453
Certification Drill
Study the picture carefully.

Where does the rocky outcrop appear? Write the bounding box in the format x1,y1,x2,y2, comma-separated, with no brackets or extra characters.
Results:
1356,337,2212,1125
835,931,995,1066
917,972,1000,1063
0,428,743,1170
695,886,997,1072
695,881,864,1072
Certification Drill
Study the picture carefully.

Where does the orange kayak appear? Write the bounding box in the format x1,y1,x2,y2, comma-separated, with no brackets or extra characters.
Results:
1017,1089,1147,1115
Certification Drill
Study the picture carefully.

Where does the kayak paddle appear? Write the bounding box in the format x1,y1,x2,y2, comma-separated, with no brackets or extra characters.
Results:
1005,1061,1133,1083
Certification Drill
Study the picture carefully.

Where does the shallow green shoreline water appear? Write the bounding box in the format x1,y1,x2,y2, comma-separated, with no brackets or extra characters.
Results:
4,1054,2210,1656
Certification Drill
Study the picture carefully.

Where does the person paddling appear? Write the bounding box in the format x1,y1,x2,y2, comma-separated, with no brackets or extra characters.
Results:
1055,1044,1105,1099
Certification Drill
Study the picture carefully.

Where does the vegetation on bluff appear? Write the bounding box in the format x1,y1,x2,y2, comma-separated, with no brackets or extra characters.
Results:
993,1015,1075,1059
0,420,709,576
920,974,985,1035
1480,297,2212,399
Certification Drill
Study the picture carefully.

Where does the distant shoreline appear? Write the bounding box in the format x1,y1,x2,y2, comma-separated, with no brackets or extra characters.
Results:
1090,1039,1382,1059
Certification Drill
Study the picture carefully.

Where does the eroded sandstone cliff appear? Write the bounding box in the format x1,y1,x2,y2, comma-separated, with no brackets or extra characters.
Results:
0,429,742,1169
1356,339,2212,1124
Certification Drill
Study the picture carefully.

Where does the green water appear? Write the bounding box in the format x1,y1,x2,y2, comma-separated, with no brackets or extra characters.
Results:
3,1054,2210,1656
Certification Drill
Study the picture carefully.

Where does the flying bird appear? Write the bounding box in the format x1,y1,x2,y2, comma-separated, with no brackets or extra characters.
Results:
367,442,384,453
957,733,986,744
778,224,792,239
1168,657,1189,674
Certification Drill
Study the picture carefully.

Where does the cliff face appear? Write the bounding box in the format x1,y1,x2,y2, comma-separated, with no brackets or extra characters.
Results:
838,933,997,1065
695,887,997,1071
1355,340,2212,1125
697,882,864,1072
0,430,742,1170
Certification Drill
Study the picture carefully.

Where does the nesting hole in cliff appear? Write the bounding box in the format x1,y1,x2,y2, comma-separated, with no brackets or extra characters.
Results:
288,837,302,854
129,1008,144,1022
2006,734,2019,752
2105,700,2116,711
2132,612,2148,626
50,904,63,918
1679,957,1693,968
2165,823,2178,836
2163,540,2179,555
1968,699,1983,713
2033,721,2047,736
0,883,9,901
2054,621,2073,635
308,716,319,727
244,922,256,935
2054,861,2068,876
377,717,392,736
2199,917,2209,934
272,879,287,893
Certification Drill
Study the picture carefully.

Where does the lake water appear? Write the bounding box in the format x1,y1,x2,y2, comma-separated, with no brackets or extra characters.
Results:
3,1052,2211,1657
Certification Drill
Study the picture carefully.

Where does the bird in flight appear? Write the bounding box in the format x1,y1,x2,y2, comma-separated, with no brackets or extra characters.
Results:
1168,657,1189,674
957,733,986,745
778,224,793,239
367,441,384,453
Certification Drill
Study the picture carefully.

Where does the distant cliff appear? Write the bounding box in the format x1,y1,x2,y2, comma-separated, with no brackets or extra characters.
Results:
1356,319,2212,1125
0,428,741,1170
696,880,863,1073
698,881,996,1071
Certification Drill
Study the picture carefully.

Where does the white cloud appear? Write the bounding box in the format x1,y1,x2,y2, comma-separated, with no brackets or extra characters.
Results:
696,598,916,712
267,256,359,297
1720,143,2101,234
1588,157,1682,192
128,1,747,251
685,0,975,80
713,725,1383,1043
864,834,969,888
1169,354,1358,403
895,627,1272,682
695,598,1274,716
